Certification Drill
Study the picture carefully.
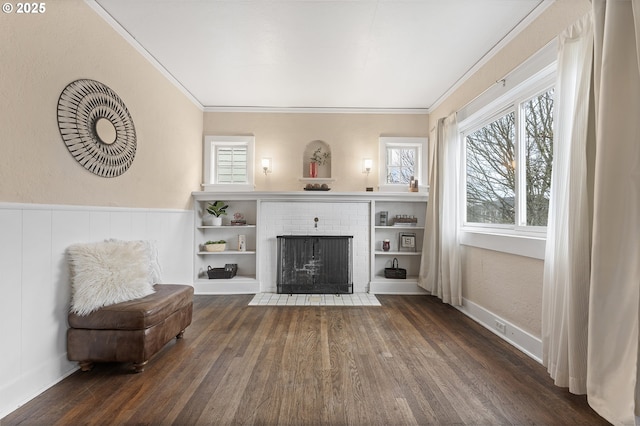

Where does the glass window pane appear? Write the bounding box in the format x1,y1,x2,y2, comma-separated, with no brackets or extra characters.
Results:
466,112,516,224
524,89,554,226
386,147,416,184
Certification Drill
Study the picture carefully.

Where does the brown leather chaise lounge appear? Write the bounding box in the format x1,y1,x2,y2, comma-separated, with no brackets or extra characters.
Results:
67,284,193,373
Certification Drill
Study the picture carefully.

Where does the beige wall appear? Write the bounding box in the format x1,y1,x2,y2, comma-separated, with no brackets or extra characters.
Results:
0,0,203,210
203,112,428,192
430,0,591,337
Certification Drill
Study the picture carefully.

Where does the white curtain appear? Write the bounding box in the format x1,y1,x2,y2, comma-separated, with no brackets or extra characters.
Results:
419,112,461,305
587,1,640,424
542,13,593,396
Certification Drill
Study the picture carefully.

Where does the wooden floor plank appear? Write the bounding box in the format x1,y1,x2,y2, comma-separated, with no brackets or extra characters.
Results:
1,294,609,425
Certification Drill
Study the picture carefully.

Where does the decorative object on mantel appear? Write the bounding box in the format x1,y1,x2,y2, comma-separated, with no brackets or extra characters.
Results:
384,258,407,279
409,176,419,192
304,183,330,191
57,79,136,178
309,147,331,178
204,201,228,226
204,240,226,252
304,140,332,178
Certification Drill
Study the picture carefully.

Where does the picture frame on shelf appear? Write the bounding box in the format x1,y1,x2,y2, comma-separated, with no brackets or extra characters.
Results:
399,232,416,252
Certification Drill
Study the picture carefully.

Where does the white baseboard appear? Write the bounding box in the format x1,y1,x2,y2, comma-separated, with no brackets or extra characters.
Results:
455,297,542,363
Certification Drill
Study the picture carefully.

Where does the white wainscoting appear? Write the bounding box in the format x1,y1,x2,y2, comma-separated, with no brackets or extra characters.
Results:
0,203,193,419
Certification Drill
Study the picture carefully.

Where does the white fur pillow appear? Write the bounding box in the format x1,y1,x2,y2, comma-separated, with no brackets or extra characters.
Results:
141,240,163,284
68,240,156,316
105,238,163,284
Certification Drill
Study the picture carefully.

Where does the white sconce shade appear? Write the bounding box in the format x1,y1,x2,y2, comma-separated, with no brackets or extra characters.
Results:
261,158,272,175
363,158,373,174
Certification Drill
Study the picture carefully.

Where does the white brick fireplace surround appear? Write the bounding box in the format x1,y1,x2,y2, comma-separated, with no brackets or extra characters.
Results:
260,200,370,293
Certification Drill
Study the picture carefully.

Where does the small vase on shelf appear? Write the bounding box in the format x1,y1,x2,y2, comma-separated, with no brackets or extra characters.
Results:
309,162,318,178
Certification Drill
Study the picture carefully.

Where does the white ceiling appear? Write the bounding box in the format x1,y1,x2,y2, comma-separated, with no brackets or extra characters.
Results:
92,0,547,111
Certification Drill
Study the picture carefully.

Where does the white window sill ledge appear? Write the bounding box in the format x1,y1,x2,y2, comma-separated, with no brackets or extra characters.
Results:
459,229,545,260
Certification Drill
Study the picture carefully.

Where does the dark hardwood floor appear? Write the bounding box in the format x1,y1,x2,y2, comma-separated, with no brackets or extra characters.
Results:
2,295,608,425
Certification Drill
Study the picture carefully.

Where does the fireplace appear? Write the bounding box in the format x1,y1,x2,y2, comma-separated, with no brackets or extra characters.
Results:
277,235,353,294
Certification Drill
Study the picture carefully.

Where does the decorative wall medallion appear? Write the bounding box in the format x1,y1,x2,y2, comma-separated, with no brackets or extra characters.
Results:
57,79,136,178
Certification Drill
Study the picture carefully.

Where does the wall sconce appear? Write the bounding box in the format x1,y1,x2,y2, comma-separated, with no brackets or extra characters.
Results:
261,158,272,175
363,158,373,175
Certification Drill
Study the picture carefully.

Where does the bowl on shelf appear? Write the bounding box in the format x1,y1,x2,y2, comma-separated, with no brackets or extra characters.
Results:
204,243,226,252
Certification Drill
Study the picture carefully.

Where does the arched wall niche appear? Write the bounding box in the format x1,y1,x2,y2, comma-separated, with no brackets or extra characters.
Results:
303,140,332,178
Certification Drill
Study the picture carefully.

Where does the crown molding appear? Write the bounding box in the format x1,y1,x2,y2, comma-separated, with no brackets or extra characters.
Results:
203,106,429,115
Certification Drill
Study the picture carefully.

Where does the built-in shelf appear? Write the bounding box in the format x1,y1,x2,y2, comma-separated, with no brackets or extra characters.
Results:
193,196,258,293
374,251,421,256
371,198,427,294
197,250,256,255
193,191,428,295
374,225,425,230
298,178,336,183
197,225,256,229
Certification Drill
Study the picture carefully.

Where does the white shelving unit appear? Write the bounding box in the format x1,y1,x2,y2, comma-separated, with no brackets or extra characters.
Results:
192,191,428,295
193,197,260,294
369,199,428,294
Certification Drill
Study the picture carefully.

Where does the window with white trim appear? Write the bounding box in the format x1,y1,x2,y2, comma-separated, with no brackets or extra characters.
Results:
378,137,428,192
203,135,255,192
463,86,554,233
456,40,558,258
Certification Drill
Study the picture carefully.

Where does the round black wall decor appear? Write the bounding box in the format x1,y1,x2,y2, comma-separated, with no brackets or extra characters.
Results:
57,79,136,178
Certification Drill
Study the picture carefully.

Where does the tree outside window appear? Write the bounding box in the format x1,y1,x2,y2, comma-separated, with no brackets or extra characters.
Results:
465,88,554,228
386,146,417,184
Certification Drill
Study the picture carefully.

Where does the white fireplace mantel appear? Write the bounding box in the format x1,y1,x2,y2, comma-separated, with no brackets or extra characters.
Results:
192,190,428,203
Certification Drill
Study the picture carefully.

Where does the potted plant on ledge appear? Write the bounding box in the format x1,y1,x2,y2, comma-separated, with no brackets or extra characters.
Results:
204,201,228,226
309,147,330,178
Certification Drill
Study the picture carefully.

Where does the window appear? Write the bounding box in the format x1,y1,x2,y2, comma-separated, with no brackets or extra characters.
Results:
203,135,255,192
378,137,428,191
456,41,557,258
465,111,516,225
386,146,418,184
464,87,554,231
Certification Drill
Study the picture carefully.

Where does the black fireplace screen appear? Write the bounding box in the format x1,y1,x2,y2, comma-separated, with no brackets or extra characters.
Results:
277,235,353,294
